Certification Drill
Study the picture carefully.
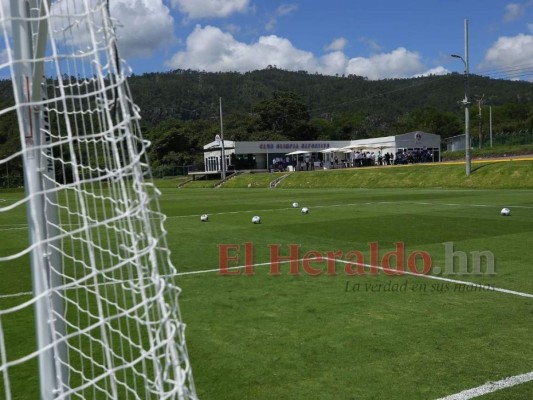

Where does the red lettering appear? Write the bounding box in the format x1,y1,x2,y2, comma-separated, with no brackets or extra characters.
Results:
344,250,365,275
244,242,254,275
269,244,300,275
407,251,432,275
302,250,323,276
326,250,343,275
369,241,379,275
382,242,405,275
219,244,241,275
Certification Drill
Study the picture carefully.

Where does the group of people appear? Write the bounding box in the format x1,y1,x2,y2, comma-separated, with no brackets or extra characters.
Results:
340,149,434,168
271,157,321,171
349,151,394,167
270,148,435,172
328,151,393,168
393,149,434,164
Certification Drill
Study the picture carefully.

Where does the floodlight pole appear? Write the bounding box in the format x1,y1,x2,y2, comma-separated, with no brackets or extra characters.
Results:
219,97,226,180
489,106,493,147
451,19,471,176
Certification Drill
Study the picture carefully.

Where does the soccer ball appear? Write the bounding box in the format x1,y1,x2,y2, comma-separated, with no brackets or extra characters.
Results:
252,215,261,224
292,202,299,208
501,207,511,216
301,207,309,214
200,214,209,222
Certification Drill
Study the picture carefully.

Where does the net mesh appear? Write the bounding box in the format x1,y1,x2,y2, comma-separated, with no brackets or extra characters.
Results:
0,1,196,399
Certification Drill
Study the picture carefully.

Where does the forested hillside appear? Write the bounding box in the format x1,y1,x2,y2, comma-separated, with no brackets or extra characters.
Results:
128,67,533,168
1,67,533,174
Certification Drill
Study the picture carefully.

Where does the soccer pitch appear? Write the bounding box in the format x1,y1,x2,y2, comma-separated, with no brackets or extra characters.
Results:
166,187,533,400
1,187,533,399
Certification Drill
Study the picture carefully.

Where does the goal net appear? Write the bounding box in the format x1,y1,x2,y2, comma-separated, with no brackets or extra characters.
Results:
0,1,196,399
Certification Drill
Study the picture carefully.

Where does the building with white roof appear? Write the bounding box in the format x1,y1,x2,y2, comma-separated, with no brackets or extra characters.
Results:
202,131,441,173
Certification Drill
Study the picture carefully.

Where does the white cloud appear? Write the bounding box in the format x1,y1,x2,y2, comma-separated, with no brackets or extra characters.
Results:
111,0,175,59
0,1,11,32
345,48,426,80
277,4,299,16
325,37,347,52
503,1,533,22
504,3,526,22
265,17,277,31
44,0,174,61
171,0,250,19
266,3,299,31
224,23,241,34
165,25,436,80
165,25,317,72
415,66,449,78
359,37,381,52
0,47,9,66
319,51,349,75
482,33,533,72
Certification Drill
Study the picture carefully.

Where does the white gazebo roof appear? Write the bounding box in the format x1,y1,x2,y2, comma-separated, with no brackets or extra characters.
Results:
203,140,235,150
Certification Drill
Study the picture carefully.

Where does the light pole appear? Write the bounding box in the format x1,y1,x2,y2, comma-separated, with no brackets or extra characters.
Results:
218,97,226,180
451,19,471,176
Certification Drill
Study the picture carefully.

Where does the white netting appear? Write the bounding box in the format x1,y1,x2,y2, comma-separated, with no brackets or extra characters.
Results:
0,1,196,399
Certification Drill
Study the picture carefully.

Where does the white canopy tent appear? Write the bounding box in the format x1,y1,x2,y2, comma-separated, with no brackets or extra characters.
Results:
319,147,340,153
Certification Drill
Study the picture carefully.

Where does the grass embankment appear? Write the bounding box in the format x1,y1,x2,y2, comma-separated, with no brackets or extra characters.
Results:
174,172,288,189
150,176,189,188
213,160,533,190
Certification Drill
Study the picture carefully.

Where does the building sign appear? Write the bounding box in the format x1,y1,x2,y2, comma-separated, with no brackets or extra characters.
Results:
258,142,331,150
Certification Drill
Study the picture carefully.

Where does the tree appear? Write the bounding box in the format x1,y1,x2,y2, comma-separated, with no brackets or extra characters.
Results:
393,107,462,138
253,91,311,140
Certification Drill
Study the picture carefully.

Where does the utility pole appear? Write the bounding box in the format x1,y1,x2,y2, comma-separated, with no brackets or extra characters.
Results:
451,19,471,176
489,106,493,147
477,94,484,149
219,97,226,180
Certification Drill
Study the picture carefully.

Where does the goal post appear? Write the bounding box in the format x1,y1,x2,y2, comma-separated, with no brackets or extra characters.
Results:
0,1,197,399
9,1,65,398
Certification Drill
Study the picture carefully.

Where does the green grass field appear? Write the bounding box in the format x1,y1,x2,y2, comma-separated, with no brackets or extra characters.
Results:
1,183,533,399
164,186,533,399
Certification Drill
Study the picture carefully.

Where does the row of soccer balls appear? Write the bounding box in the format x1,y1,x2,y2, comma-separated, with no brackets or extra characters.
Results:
201,206,510,222
201,202,309,223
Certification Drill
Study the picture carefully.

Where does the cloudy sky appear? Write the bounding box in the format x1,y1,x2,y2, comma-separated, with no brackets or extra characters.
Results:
23,0,533,80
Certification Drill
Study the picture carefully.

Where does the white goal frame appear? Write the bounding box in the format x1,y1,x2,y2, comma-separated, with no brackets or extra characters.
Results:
0,1,196,399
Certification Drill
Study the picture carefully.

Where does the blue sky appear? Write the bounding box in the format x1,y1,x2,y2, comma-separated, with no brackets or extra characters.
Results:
75,1,533,80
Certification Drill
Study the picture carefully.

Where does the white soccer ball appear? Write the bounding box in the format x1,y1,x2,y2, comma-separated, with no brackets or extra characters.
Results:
252,215,261,224
301,207,309,214
292,202,299,208
200,214,209,222
501,207,511,216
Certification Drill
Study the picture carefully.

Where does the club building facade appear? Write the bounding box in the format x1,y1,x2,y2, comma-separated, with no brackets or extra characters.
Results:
203,131,441,173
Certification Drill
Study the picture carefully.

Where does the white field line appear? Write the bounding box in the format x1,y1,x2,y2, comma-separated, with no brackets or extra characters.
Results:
0,226,29,231
331,258,533,299
1,199,532,294
3,252,530,398
183,257,533,398
178,256,533,300
3,257,533,300
436,370,533,400
335,258,533,299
